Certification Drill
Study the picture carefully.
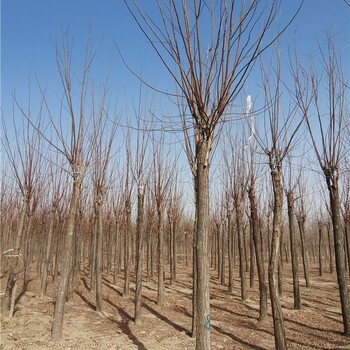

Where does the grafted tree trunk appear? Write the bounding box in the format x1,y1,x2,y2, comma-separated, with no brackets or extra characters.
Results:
216,220,222,282
343,210,350,277
157,203,165,305
327,177,350,336
191,214,197,339
135,186,145,323
286,191,301,309
51,173,82,340
113,219,120,285
227,209,234,294
235,200,247,301
124,196,132,296
195,141,210,350
318,221,323,277
249,220,255,289
327,221,334,274
269,168,287,350
2,192,30,316
249,183,267,322
297,214,310,287
95,194,104,313
41,202,57,296
146,219,153,283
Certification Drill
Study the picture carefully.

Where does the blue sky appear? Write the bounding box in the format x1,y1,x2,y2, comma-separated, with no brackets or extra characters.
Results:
1,0,349,189
2,0,348,111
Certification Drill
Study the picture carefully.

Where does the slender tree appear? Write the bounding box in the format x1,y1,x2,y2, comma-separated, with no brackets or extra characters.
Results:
124,1,301,348
1,90,42,316
284,157,301,309
132,92,151,324
254,51,304,349
91,82,118,313
30,31,98,340
294,35,350,336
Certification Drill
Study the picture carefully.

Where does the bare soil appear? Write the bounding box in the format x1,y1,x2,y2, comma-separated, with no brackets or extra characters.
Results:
1,263,350,349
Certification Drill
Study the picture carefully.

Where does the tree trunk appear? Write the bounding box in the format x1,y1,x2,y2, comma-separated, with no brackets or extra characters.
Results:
169,217,177,284
194,141,210,350
51,175,82,340
95,197,104,313
221,220,226,286
217,221,222,281
90,216,97,292
318,222,323,277
236,202,247,301
135,187,145,324
286,191,301,309
157,204,165,305
248,183,268,322
41,205,56,296
228,210,234,294
2,193,29,316
327,177,350,336
297,216,310,287
192,216,197,338
344,211,350,277
269,168,287,350
23,212,33,291
123,197,131,296
113,219,120,285
249,220,255,289
146,223,152,283
327,221,334,274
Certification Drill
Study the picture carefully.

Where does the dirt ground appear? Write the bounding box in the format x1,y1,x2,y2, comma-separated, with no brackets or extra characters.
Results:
1,263,350,350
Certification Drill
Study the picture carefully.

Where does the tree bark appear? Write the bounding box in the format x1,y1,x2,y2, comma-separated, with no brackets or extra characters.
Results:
228,210,234,294
286,191,301,309
157,204,165,305
51,175,82,340
194,141,210,350
123,197,131,296
249,184,268,322
297,215,310,287
113,219,120,285
135,186,145,323
95,197,104,313
236,202,247,301
41,204,56,296
327,177,350,336
318,222,323,277
269,168,287,350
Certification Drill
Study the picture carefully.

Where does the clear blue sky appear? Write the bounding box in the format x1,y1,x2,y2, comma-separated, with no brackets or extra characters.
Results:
2,0,348,113
1,0,349,209
1,0,349,160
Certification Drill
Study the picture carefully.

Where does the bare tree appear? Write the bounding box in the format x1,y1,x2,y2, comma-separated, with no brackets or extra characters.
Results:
91,82,118,313
124,1,301,348
284,157,301,309
296,180,311,287
246,99,268,321
123,130,133,297
30,31,98,340
132,93,151,324
40,161,65,296
294,35,350,336
254,51,304,349
1,101,41,316
152,131,171,306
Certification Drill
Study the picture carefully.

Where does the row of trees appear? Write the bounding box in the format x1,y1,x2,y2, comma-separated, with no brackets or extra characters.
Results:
1,1,349,349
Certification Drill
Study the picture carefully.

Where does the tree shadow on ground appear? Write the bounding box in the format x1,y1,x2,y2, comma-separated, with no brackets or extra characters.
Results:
211,324,267,349
104,297,148,350
142,295,191,336
75,290,96,311
101,276,123,297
